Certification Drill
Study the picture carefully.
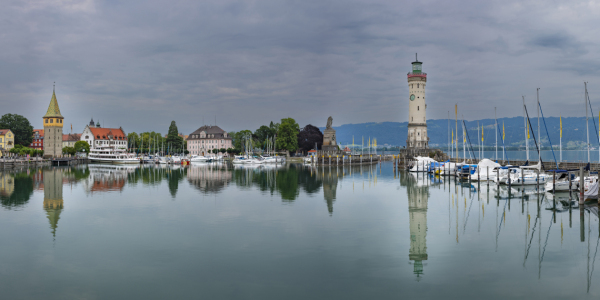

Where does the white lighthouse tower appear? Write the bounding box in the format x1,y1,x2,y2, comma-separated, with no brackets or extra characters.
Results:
406,54,428,150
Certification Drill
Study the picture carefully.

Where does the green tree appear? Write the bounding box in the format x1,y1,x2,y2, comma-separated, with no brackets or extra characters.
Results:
74,140,90,153
276,118,299,153
128,132,140,150
0,114,33,146
166,121,183,152
230,130,253,150
62,146,76,156
254,125,276,147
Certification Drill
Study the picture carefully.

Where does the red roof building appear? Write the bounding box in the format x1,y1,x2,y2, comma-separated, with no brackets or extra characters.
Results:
31,129,44,150
81,125,128,149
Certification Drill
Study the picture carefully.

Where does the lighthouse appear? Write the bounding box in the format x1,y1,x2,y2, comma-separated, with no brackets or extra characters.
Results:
406,54,428,149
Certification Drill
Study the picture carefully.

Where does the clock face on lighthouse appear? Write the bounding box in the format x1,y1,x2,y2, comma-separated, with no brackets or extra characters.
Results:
410,94,415,101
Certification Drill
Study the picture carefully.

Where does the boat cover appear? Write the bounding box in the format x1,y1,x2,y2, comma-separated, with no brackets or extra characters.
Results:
477,159,501,169
520,162,542,171
584,182,599,200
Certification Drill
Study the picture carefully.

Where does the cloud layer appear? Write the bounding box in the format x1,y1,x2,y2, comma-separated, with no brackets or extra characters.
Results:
2,0,600,134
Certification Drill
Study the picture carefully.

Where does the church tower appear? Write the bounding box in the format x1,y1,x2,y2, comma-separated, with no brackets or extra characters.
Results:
43,86,64,158
407,54,428,149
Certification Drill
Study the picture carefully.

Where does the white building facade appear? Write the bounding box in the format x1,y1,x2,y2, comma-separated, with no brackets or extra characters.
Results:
187,125,233,156
81,125,128,150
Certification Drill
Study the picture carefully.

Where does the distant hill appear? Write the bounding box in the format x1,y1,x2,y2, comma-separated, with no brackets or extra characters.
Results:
322,117,596,149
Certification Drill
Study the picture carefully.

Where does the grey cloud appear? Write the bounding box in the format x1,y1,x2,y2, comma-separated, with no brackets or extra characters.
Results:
1,0,600,136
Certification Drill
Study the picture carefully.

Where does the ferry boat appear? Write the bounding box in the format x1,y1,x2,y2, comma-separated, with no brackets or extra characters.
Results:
88,146,140,164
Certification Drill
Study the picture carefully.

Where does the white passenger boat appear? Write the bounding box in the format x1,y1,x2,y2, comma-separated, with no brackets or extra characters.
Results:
88,146,140,164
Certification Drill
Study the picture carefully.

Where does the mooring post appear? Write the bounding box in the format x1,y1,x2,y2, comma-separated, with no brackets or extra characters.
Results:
553,170,556,194
536,168,540,192
469,166,472,183
496,168,500,187
569,171,572,194
580,206,585,242
579,166,584,205
329,155,331,165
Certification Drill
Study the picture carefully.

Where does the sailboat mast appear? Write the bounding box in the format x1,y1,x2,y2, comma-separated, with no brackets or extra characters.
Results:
537,88,540,163
455,104,458,160
523,96,528,161
585,82,590,163
477,121,480,160
463,117,466,161
448,111,450,157
495,107,497,161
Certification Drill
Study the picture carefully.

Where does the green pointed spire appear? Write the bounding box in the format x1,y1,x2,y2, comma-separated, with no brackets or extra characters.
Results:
43,87,63,118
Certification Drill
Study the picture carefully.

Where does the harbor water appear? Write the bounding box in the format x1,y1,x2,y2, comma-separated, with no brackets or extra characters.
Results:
1,163,599,299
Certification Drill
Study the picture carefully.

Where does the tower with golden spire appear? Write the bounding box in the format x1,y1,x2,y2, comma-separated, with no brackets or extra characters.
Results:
43,84,64,158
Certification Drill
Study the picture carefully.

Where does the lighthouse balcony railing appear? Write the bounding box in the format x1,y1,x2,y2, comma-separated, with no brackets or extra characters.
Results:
407,72,427,78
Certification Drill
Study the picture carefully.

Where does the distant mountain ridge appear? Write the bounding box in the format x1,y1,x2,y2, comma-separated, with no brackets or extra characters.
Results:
321,117,596,148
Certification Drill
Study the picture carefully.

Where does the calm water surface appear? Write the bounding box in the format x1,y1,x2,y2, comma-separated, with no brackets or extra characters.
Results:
1,162,599,299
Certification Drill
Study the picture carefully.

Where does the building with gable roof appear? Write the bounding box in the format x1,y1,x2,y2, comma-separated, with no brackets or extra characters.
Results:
81,125,128,150
187,125,233,156
0,129,15,153
63,133,82,148
43,87,63,158
30,129,44,150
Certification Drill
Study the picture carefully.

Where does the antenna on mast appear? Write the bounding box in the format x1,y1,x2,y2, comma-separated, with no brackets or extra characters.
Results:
415,53,417,61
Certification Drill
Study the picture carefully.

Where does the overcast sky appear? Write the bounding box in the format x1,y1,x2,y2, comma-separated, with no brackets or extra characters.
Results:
2,0,599,134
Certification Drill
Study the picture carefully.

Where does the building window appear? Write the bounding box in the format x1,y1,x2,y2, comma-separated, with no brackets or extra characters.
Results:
417,84,419,88
45,119,48,123
411,117,413,121
418,106,419,111
50,119,53,123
